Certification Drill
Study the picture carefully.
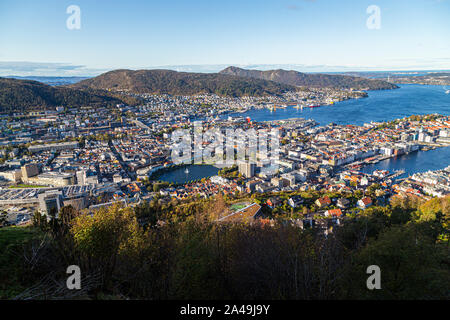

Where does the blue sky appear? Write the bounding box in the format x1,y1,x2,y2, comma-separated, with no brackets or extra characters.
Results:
0,0,449,75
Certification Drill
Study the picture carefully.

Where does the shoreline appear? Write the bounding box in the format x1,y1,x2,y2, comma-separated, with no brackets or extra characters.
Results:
355,145,450,179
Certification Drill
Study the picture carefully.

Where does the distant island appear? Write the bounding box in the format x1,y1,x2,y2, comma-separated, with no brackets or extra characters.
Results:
386,72,450,86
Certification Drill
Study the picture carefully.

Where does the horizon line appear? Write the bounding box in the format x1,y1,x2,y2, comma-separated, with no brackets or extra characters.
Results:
1,61,450,77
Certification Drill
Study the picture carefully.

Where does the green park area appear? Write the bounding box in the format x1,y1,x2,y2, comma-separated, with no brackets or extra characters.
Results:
9,184,46,189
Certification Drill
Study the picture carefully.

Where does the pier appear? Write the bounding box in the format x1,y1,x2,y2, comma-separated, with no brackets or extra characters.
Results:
388,169,406,179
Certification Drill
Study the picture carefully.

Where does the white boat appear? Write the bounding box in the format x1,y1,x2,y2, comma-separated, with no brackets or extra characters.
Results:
446,90,450,94
184,168,189,174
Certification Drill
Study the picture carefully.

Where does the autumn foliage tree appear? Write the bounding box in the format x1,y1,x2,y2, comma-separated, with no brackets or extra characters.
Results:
9,195,450,300
70,203,146,290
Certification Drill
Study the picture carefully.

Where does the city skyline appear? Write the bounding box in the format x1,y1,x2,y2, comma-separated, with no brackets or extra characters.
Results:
1,0,449,76
0,0,449,303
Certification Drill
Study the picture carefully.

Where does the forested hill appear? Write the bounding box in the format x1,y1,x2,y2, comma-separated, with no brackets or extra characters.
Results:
219,66,399,90
69,69,298,97
0,77,130,113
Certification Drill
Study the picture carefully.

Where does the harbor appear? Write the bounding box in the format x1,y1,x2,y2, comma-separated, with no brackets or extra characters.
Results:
225,84,450,126
360,145,450,180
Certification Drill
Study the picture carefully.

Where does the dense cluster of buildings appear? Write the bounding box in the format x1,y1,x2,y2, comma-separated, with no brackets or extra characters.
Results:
397,165,450,198
0,95,448,227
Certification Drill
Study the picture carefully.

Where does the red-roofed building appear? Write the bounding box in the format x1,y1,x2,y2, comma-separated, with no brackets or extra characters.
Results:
357,197,373,209
315,196,332,208
325,208,343,217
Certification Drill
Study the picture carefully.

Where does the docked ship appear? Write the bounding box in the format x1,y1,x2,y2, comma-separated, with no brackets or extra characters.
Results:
308,105,320,108
269,104,287,111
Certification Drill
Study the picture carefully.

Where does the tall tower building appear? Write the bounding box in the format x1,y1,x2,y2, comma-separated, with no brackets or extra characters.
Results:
21,163,39,182
238,161,255,178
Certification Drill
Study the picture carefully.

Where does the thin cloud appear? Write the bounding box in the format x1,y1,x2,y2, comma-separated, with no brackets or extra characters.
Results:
287,4,301,11
1,61,449,77
0,61,108,77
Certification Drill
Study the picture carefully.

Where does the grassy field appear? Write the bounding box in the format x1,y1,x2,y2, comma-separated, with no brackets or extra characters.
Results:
0,226,40,299
9,184,46,189
229,203,250,211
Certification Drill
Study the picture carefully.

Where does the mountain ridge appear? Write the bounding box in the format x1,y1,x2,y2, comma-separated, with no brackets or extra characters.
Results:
0,66,400,114
219,66,399,90
68,69,298,97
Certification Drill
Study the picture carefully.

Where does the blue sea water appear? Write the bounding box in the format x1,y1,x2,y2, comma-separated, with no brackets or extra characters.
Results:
168,85,450,183
228,84,450,126
360,146,450,179
232,84,450,177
